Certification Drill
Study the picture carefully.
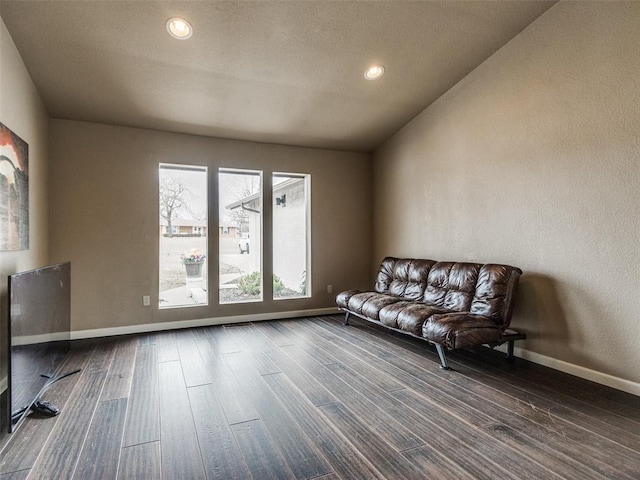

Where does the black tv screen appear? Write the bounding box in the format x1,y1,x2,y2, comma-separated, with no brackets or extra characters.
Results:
8,262,71,433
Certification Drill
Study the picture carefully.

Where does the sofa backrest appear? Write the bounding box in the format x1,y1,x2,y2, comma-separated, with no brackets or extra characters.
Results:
375,257,522,328
375,257,436,300
423,262,480,312
470,263,522,327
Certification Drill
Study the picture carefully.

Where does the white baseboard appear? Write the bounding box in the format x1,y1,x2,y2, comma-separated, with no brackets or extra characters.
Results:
70,307,340,340
11,332,70,347
497,344,640,397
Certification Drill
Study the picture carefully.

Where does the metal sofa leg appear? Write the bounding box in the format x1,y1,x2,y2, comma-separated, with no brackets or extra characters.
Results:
435,344,450,370
507,340,515,361
343,312,350,326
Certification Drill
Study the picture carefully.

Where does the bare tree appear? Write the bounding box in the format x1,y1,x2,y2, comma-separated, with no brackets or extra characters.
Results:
159,172,188,238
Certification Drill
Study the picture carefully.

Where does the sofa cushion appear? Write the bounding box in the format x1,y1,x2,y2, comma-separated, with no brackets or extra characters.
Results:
385,302,445,337
423,262,481,312
403,259,437,300
378,300,415,328
374,257,398,294
374,257,436,300
470,264,522,327
360,294,405,320
422,313,503,349
335,289,362,310
344,292,403,320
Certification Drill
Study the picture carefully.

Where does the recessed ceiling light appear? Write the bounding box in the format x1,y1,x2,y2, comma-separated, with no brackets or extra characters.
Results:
364,65,385,80
166,17,193,40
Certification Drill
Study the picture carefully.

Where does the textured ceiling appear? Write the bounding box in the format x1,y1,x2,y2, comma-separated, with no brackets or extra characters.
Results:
0,1,556,152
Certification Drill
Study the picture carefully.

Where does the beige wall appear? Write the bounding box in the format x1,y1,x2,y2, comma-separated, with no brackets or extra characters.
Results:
0,19,50,394
373,2,640,386
49,120,372,332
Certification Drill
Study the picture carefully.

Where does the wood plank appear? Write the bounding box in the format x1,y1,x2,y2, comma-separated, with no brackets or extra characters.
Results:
122,344,160,447
230,420,296,480
311,474,340,480
275,319,355,360
218,324,282,376
276,320,406,391
261,373,386,479
156,330,179,363
211,325,244,354
158,361,206,479
83,339,116,374
0,470,30,480
254,321,297,348
137,332,157,346
28,370,107,479
100,337,137,401
401,445,477,480
196,338,260,426
175,331,213,388
247,349,281,376
188,384,252,480
276,343,424,452
268,321,343,366
317,402,430,480
118,442,161,480
191,326,214,339
73,398,127,479
263,348,338,407
223,351,334,479
215,363,261,426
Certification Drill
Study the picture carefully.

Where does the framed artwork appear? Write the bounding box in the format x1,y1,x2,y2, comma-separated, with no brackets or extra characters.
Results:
0,122,29,251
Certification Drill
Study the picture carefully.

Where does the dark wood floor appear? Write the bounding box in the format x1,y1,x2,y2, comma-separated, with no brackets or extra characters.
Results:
0,315,638,479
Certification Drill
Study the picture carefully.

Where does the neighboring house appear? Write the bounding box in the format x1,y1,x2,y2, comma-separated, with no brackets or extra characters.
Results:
226,177,307,293
219,223,240,237
159,217,208,237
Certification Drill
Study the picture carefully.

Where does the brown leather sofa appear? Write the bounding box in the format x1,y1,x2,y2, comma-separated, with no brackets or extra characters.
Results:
336,257,525,369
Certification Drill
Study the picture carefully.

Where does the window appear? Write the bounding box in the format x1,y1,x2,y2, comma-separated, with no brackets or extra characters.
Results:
158,164,208,308
219,168,262,304
273,173,311,299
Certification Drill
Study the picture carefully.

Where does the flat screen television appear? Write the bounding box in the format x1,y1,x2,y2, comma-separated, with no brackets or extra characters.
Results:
7,262,78,433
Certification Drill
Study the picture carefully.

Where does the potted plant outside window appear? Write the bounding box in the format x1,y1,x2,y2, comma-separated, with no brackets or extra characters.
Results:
181,249,206,277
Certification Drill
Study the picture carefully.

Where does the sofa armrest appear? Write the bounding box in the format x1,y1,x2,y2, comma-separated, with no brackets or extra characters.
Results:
336,290,363,309
422,312,502,350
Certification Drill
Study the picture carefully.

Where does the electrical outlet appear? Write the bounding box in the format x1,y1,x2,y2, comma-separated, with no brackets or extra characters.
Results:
143,295,151,306
327,285,333,293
